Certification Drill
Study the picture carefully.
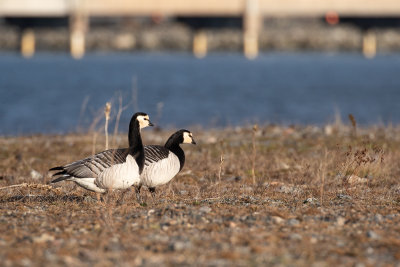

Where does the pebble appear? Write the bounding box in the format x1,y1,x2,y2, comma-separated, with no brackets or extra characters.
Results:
347,175,368,185
199,206,212,213
33,233,54,243
289,233,302,241
169,241,191,251
374,214,383,223
337,194,352,201
226,176,242,182
30,170,43,180
20,258,31,267
277,184,302,194
287,218,300,226
271,216,285,224
303,197,320,205
147,209,155,216
336,216,346,226
366,230,380,240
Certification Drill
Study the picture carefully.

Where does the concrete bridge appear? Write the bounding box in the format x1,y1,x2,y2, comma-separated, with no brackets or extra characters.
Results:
1,0,399,58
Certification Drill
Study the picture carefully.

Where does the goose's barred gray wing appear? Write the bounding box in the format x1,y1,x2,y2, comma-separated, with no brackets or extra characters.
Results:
144,145,170,166
51,148,130,182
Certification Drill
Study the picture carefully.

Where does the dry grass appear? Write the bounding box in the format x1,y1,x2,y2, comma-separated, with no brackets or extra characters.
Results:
0,124,400,266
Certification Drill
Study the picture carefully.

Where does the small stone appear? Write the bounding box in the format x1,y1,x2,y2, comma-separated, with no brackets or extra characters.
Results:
303,197,319,205
30,170,43,180
287,218,300,226
147,209,155,216
199,206,212,213
336,217,346,226
170,241,191,251
347,175,368,185
33,233,54,243
337,194,352,201
83,196,97,203
289,233,302,241
271,216,284,224
226,176,242,182
63,256,80,265
20,258,31,267
366,230,380,240
374,214,383,223
278,161,290,170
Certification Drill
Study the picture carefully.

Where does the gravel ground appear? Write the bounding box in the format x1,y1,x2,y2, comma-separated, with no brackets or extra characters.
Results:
1,124,400,266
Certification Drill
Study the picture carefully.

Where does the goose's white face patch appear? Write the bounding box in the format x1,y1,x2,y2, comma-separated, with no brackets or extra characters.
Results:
183,131,193,144
137,115,151,128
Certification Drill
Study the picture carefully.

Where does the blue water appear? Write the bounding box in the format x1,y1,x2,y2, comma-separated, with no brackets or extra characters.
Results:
0,52,400,135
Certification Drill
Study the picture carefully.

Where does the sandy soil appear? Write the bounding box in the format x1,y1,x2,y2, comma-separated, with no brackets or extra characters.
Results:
1,124,399,266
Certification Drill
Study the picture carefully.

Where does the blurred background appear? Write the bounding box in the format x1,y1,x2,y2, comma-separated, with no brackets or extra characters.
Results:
1,0,400,135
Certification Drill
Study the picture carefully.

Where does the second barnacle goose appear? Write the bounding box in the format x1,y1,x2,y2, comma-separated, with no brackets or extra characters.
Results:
49,112,153,193
137,129,196,197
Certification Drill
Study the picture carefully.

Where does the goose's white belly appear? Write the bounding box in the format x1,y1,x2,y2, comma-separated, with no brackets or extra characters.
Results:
92,154,140,190
141,153,180,188
70,178,106,193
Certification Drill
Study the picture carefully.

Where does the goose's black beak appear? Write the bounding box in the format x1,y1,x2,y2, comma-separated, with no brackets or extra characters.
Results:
191,138,196,145
148,120,154,127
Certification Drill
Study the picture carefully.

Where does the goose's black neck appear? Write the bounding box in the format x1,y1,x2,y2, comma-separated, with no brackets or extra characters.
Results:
128,119,145,173
165,135,185,171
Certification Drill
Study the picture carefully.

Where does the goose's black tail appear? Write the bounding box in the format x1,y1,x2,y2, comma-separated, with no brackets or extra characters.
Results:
49,166,70,183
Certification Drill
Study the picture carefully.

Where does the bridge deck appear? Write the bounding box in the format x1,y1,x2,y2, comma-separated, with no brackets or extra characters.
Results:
1,0,400,17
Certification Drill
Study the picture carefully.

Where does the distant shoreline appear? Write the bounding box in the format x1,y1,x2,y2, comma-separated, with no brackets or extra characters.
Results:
1,18,400,53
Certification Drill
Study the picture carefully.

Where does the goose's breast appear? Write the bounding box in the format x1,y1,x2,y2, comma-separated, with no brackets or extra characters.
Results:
141,152,180,187
96,154,140,189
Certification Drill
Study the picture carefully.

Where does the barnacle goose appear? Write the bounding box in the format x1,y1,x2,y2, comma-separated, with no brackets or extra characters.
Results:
137,129,196,197
49,112,153,193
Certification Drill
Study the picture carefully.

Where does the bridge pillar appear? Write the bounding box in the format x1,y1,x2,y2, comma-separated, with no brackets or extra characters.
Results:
193,30,208,58
20,29,35,58
69,12,88,59
243,0,261,59
363,29,377,58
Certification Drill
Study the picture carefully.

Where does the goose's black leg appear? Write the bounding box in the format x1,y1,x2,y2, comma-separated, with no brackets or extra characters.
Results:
117,188,130,205
135,185,142,202
149,187,156,198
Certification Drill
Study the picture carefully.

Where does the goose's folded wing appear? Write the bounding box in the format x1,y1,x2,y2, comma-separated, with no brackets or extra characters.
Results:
144,145,170,165
50,148,130,180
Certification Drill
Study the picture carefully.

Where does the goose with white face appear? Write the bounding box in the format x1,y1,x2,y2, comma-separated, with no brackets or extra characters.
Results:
49,112,152,194
137,115,154,129
137,129,196,200
183,131,196,144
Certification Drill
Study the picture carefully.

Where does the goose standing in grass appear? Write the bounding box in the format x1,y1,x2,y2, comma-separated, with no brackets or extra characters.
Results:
137,129,196,198
49,112,153,193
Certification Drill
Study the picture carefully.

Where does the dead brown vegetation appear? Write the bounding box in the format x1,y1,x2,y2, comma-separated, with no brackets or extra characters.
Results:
0,124,399,266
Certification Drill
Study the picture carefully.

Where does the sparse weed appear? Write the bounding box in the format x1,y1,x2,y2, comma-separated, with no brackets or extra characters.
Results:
0,124,399,266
